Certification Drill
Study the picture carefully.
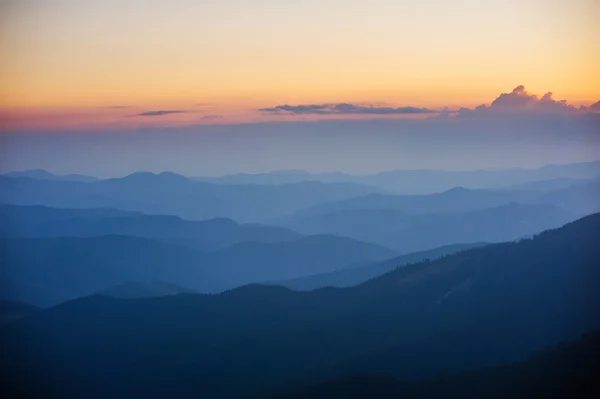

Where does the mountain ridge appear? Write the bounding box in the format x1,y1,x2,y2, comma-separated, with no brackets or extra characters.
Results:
1,213,598,398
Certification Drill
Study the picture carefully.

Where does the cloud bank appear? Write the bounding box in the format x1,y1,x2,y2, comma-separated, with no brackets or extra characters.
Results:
261,86,599,119
137,110,187,117
260,103,434,115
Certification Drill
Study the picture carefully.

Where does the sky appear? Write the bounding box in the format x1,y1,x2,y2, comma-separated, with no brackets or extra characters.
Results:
0,0,599,175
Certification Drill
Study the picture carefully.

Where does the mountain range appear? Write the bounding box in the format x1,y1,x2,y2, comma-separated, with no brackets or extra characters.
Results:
0,172,382,222
1,213,598,398
273,242,488,290
0,204,301,251
192,161,600,194
289,178,600,217
4,161,599,194
2,169,99,183
0,233,396,306
275,202,575,252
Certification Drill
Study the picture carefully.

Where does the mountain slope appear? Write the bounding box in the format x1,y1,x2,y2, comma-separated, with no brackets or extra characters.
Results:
208,235,397,285
99,281,197,299
0,300,40,324
0,235,217,306
0,234,395,306
274,243,487,290
292,186,538,216
277,203,574,252
1,214,598,398
292,178,599,217
270,332,600,399
0,204,301,251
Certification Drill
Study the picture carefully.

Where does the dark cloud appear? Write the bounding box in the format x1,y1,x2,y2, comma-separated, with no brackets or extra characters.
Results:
260,103,434,115
201,115,224,121
137,110,187,117
260,104,330,114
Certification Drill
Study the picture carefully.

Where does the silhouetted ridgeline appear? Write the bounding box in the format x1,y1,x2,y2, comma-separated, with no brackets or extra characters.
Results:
268,332,600,398
1,213,598,398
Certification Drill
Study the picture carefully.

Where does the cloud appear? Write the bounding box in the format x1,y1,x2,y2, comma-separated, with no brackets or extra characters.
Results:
260,104,330,114
457,85,583,117
136,110,187,117
588,101,600,113
259,87,598,121
201,114,224,121
260,103,434,115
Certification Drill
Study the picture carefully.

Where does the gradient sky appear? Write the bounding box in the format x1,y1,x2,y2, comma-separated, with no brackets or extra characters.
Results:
1,0,599,130
1,0,599,175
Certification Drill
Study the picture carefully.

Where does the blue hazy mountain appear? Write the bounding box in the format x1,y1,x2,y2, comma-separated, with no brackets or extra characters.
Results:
98,281,197,299
2,169,98,183
0,204,301,251
273,243,488,290
1,214,598,398
0,235,217,306
276,203,575,252
0,172,382,222
539,177,600,216
286,179,600,219
193,161,600,194
0,234,396,306
292,186,537,216
502,176,588,191
193,169,353,185
205,235,396,287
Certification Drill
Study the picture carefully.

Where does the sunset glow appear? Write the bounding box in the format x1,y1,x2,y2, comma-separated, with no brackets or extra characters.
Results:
1,0,599,130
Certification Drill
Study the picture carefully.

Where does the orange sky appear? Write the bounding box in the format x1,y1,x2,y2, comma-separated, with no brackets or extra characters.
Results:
1,0,599,130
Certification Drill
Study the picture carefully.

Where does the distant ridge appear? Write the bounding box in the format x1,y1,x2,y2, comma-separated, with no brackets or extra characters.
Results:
192,161,600,194
0,173,381,222
2,169,98,183
275,202,577,252
0,203,301,251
